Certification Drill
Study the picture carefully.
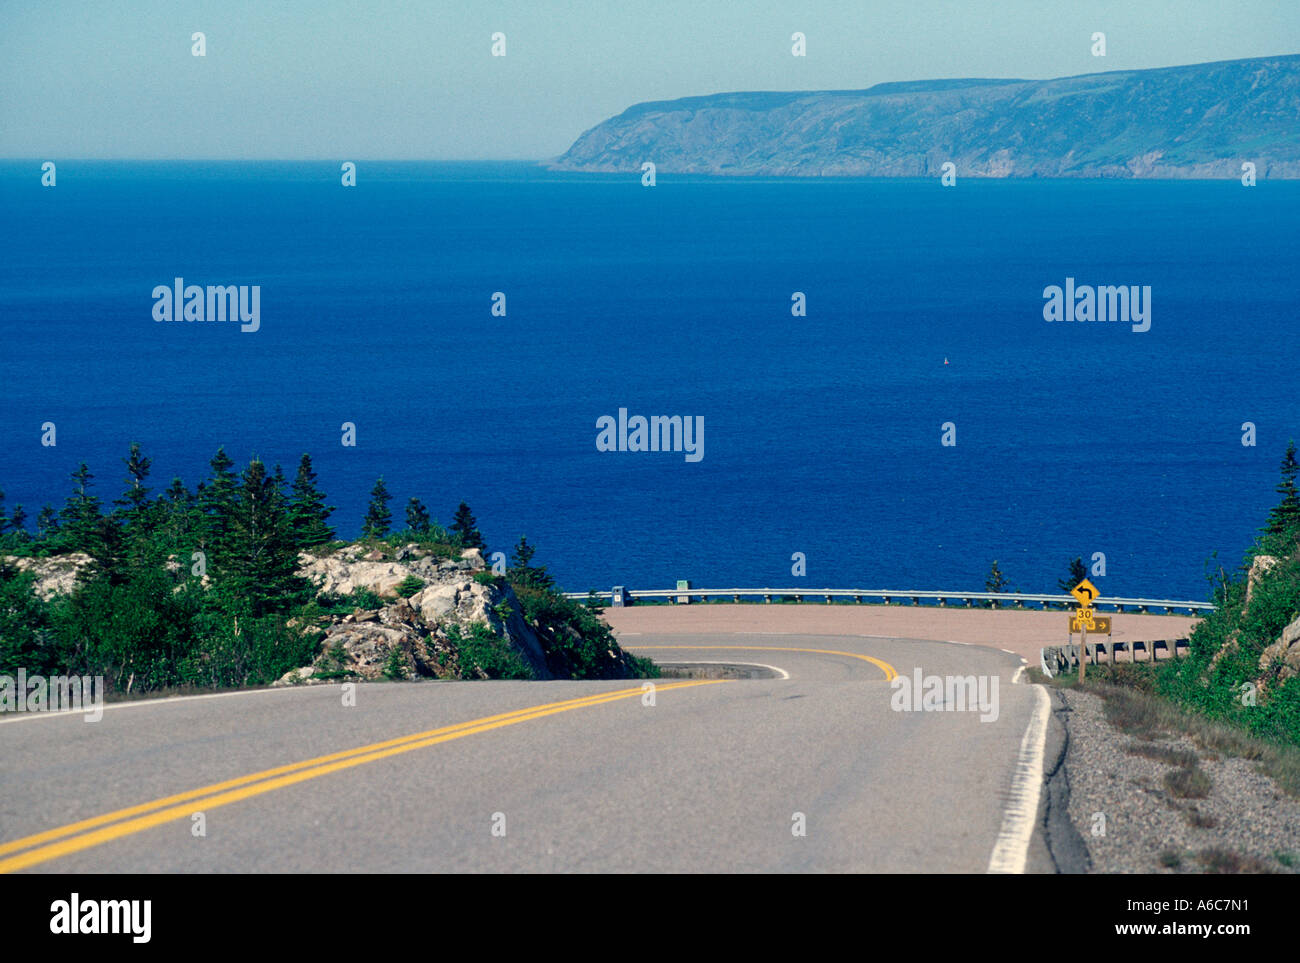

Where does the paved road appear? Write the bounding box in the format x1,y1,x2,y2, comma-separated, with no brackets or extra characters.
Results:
1,632,1050,873
603,605,1199,666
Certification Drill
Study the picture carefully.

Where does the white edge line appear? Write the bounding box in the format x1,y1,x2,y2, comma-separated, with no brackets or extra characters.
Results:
0,682,334,725
655,660,791,680
986,684,1050,874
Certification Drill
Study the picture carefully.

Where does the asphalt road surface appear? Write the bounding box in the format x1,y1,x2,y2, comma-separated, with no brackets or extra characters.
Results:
1,632,1051,873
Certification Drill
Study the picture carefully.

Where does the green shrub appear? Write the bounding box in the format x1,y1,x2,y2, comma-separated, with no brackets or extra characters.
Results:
341,587,384,610
382,646,409,681
446,622,532,680
511,583,658,680
396,575,425,598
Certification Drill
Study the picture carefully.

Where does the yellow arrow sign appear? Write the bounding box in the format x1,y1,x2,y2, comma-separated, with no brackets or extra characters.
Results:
1071,579,1100,607
1069,614,1111,634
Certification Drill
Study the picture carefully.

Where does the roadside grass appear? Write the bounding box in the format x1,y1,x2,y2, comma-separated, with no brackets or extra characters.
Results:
1196,848,1276,874
1029,665,1300,798
1164,766,1212,799
1124,742,1198,768
1158,846,1277,874
1185,807,1218,829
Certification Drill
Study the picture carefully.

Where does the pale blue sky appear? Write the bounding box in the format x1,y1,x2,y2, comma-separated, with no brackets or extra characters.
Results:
2,0,1297,159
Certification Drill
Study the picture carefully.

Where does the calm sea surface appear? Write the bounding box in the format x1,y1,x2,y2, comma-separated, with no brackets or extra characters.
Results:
1,161,1297,599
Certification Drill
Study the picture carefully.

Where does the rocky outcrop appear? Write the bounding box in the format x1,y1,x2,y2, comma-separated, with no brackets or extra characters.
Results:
3,553,94,601
1259,614,1300,688
299,543,484,597
1245,555,1280,608
278,545,551,684
553,55,1300,179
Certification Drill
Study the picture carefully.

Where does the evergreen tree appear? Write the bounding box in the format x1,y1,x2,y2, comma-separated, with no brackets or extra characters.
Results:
1263,440,1300,549
511,534,535,569
985,560,1009,593
115,442,152,517
1057,557,1087,593
35,506,59,542
508,535,553,590
7,505,27,543
199,448,240,558
0,559,53,675
271,463,291,529
57,463,104,555
288,453,334,548
158,477,201,559
165,477,189,504
451,501,485,549
222,458,306,616
89,512,129,586
405,497,431,536
362,476,392,538
112,442,163,567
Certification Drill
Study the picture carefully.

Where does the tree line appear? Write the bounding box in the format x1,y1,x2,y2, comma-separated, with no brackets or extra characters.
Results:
0,445,556,690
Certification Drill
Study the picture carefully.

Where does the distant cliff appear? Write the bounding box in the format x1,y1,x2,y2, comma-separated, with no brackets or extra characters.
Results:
552,55,1300,178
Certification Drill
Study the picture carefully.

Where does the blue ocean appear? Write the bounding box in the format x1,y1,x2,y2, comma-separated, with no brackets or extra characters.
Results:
1,161,1296,600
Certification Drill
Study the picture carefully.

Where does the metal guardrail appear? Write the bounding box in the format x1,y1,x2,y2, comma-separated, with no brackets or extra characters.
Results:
565,587,1215,616
1040,638,1191,678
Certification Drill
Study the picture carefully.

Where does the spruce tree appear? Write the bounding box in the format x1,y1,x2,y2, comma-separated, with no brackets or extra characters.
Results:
7,505,26,543
451,501,485,549
0,558,52,675
362,477,392,538
508,535,553,590
200,448,240,558
57,463,104,555
288,453,334,548
1057,557,1087,593
115,442,152,517
1263,440,1300,548
405,497,431,536
223,458,305,615
985,560,1009,593
35,506,59,543
112,442,161,567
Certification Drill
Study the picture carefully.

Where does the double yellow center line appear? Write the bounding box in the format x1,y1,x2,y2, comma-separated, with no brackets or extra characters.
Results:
0,680,723,873
634,645,898,680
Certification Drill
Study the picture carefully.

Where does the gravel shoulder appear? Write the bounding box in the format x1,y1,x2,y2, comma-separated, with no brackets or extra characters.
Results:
1060,688,1299,874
